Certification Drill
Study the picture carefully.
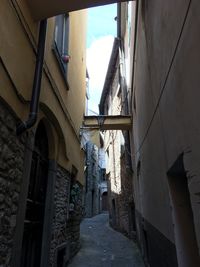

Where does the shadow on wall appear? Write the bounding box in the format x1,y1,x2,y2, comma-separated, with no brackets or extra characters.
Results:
108,153,135,239
102,191,108,211
109,191,136,240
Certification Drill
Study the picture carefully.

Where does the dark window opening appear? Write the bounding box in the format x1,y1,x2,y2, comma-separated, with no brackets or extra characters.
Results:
128,201,136,232
100,168,106,181
137,160,141,178
57,247,66,267
143,229,149,263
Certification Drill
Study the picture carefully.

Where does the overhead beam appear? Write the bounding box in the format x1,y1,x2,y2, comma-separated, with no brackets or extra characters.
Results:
26,0,129,20
83,115,132,130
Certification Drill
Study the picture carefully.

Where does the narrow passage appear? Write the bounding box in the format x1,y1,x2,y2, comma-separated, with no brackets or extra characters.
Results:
68,213,145,267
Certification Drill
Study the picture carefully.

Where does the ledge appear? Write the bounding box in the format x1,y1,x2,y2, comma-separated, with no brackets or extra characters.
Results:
26,0,128,20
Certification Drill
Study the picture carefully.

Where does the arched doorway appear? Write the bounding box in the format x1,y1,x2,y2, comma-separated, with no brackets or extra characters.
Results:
20,122,49,267
102,192,108,211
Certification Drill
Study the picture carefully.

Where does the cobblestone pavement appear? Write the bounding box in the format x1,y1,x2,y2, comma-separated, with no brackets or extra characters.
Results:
68,213,145,267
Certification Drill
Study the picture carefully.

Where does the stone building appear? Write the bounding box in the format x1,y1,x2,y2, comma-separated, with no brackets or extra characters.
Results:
84,138,108,217
84,141,100,217
0,1,87,266
98,145,108,212
99,29,134,237
2,0,200,267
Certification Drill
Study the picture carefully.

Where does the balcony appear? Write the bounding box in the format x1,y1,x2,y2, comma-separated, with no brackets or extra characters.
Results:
26,0,127,20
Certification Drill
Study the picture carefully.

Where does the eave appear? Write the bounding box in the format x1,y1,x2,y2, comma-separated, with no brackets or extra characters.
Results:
26,0,129,20
99,38,119,114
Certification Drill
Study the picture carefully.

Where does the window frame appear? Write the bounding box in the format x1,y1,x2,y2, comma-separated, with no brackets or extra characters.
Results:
52,14,70,87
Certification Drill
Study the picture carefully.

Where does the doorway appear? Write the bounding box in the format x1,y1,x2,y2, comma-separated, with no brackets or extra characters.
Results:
167,154,200,267
20,122,49,267
102,192,108,211
128,201,136,234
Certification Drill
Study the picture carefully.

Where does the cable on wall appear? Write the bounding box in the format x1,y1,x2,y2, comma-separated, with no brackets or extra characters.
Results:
135,0,192,155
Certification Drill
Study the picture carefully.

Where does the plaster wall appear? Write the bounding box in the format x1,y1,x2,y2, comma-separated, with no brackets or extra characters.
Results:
133,0,200,259
0,0,86,183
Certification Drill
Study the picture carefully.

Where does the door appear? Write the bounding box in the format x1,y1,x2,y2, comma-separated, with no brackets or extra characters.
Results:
20,122,49,267
102,192,108,211
167,154,200,267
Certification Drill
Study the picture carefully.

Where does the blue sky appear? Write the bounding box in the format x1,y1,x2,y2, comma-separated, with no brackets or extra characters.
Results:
87,4,117,47
87,4,117,114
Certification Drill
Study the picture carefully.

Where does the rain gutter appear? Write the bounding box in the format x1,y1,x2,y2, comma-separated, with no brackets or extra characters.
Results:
16,19,47,135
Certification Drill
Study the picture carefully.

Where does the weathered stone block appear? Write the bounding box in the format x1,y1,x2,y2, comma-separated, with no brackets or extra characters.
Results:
0,102,25,267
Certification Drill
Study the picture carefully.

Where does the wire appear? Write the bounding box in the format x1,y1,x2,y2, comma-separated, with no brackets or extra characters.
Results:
88,109,99,115
135,0,192,155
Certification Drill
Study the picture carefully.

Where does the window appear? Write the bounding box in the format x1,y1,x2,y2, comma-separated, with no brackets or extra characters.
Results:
53,14,70,77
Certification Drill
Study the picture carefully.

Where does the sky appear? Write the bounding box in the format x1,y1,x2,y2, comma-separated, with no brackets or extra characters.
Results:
86,4,117,114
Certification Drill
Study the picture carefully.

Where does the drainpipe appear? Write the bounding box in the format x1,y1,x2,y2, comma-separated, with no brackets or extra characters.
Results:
16,19,47,135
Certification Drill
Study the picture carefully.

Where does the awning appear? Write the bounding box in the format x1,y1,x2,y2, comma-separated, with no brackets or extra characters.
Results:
26,0,128,20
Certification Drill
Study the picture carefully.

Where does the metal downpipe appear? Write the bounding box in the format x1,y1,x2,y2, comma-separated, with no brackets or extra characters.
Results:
16,19,47,135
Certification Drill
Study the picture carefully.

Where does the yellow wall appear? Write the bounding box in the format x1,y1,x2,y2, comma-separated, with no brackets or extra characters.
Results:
0,0,87,184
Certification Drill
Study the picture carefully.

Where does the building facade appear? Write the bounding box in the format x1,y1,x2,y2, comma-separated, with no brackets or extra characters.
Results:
130,1,200,266
98,146,108,212
84,140,108,217
99,31,134,238
0,1,87,266
84,141,100,217
99,1,200,266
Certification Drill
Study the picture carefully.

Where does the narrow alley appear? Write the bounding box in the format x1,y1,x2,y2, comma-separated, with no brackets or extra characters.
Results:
1,1,200,267
68,213,145,267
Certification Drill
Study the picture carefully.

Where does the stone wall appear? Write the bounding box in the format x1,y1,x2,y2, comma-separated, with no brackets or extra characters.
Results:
107,131,131,234
50,165,71,266
85,142,100,217
68,181,83,258
0,101,82,266
116,152,134,238
67,214,81,259
0,101,25,266
50,165,82,266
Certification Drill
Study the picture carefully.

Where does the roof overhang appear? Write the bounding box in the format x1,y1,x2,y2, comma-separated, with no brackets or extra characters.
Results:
83,115,132,130
26,0,129,20
99,38,119,114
